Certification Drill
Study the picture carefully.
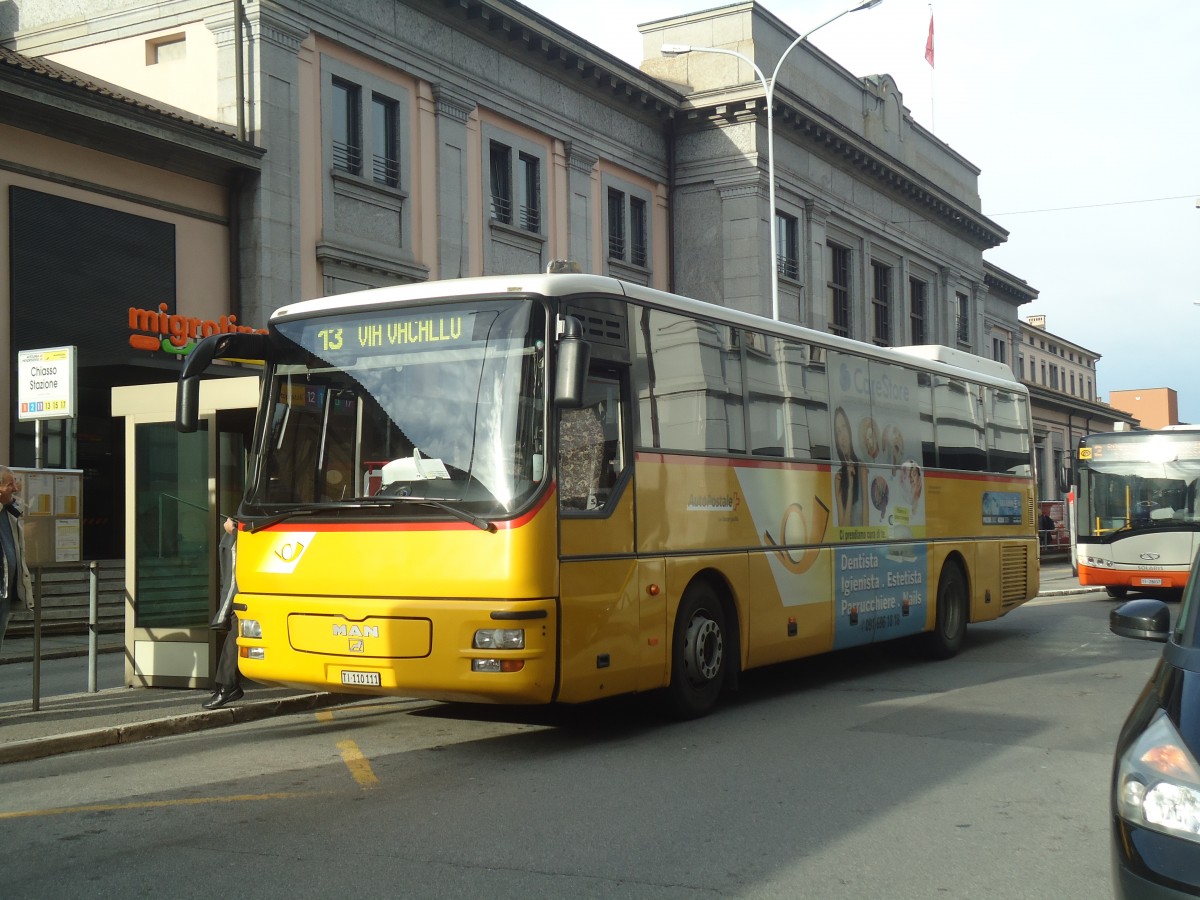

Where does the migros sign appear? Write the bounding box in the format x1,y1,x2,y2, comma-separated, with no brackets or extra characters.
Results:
128,302,266,355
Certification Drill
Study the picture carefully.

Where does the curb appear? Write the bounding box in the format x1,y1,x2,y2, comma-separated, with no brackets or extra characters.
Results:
0,691,361,766
1036,588,1106,598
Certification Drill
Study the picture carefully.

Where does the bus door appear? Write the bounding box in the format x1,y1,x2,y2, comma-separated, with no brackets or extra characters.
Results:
556,368,647,702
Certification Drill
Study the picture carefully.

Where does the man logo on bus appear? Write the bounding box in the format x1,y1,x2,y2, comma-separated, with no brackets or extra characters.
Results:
333,624,380,638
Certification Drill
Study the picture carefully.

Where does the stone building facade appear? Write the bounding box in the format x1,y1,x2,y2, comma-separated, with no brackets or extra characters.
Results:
9,0,1025,353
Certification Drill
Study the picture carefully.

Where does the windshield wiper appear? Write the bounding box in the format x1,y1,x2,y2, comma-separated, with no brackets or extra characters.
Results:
380,495,497,533
242,499,394,533
244,496,497,534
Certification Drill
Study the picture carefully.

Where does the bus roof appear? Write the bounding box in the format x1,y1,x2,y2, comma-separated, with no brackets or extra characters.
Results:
273,272,1026,391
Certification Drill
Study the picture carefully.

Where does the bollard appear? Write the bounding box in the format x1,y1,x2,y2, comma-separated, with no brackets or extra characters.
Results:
88,560,99,693
32,567,41,712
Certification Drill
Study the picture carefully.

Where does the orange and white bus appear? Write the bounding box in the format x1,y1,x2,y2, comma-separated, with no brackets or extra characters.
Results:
1072,428,1200,598
178,272,1038,716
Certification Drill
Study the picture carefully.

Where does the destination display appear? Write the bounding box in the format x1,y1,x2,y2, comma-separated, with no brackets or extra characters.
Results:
286,308,488,360
1082,436,1200,462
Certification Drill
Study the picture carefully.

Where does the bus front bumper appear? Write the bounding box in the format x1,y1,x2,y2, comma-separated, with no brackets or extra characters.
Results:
233,594,558,705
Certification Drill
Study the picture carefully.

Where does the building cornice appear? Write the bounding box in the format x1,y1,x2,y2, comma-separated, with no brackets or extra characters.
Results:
673,87,1005,251
1025,383,1137,427
984,261,1038,305
433,0,682,125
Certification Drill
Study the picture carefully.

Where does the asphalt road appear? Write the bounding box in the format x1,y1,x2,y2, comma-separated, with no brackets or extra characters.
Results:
0,590,1160,899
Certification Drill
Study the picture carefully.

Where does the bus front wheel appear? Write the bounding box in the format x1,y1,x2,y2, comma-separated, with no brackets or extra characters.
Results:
1106,586,1129,599
924,561,968,660
666,582,728,718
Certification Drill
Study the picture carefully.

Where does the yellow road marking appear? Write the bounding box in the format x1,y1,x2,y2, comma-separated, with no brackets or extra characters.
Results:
337,739,380,789
315,710,334,722
0,792,318,820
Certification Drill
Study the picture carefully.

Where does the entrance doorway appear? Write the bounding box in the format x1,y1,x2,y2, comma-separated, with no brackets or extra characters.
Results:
113,376,258,687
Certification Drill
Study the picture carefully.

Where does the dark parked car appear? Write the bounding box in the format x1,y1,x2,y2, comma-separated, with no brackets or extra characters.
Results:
1110,574,1200,898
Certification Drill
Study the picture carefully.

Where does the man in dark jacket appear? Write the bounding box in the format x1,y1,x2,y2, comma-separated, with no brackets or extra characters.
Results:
203,516,244,709
0,465,34,653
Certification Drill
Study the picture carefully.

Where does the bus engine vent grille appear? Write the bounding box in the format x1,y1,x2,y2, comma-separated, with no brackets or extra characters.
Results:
1000,543,1029,608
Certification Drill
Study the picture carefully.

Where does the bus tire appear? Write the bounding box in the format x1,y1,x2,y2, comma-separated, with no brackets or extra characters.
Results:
1106,586,1128,599
666,582,728,718
924,561,968,660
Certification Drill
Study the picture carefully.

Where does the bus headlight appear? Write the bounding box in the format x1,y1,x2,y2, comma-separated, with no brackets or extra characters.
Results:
241,619,263,639
472,659,526,673
473,628,524,650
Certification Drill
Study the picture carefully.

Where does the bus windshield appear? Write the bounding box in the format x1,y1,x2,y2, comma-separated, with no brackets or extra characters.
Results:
248,298,547,518
1080,455,1200,535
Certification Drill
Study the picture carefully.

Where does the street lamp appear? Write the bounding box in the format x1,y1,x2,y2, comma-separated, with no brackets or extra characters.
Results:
663,0,883,321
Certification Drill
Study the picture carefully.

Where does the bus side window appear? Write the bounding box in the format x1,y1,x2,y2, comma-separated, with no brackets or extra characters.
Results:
559,373,623,511
560,406,605,510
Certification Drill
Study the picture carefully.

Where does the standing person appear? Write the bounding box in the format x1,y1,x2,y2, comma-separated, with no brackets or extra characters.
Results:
0,466,34,653
1039,512,1055,547
203,516,244,709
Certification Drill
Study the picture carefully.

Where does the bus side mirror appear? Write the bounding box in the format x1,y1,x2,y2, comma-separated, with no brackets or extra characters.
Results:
177,332,270,432
553,315,591,409
1057,460,1072,494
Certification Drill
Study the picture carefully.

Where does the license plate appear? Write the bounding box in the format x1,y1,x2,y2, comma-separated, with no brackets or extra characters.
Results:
341,670,381,686
1139,577,1163,586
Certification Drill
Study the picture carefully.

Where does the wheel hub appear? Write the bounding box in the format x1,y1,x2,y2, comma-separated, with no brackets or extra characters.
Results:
684,614,723,685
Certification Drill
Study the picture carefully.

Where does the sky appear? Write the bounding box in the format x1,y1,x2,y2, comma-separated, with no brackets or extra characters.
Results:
520,0,1200,422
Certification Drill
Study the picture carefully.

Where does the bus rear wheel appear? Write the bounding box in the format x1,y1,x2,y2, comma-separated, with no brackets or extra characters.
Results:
666,582,728,718
923,561,968,660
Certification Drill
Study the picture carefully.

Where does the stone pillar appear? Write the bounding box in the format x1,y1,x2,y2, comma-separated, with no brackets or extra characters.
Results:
805,199,830,332
432,87,475,280
716,178,768,318
565,143,598,272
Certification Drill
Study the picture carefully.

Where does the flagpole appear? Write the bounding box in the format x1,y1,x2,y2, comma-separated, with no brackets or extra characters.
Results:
926,5,935,133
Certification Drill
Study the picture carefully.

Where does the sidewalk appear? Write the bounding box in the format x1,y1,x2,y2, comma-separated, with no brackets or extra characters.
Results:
1,561,1100,766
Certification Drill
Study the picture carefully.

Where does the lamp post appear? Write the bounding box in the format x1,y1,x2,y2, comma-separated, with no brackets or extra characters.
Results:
663,0,882,320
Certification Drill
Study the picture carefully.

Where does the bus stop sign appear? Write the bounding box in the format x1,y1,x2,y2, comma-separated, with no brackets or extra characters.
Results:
18,346,78,421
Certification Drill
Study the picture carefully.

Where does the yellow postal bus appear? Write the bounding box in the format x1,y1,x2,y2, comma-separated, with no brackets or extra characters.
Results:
178,272,1038,716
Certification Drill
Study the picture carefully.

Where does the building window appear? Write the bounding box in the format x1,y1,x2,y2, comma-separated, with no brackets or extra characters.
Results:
519,152,540,232
605,188,649,267
776,212,799,279
488,142,541,233
146,34,186,65
608,188,626,259
828,243,850,338
871,261,891,346
371,94,399,187
489,142,513,225
1041,361,1047,385
1070,371,1076,395
909,277,927,344
1017,353,1024,379
332,78,363,176
1087,379,1093,400
955,292,970,344
1050,364,1059,390
992,337,1007,364
630,197,648,267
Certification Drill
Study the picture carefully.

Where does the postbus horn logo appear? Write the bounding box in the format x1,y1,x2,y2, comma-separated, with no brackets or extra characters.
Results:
128,303,266,355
